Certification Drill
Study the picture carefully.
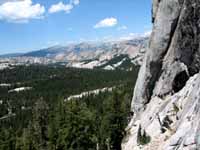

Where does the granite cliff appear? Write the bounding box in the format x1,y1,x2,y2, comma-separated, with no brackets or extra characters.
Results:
122,0,200,149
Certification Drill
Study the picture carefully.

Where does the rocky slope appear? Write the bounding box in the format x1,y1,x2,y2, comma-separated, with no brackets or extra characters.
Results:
21,38,147,64
0,38,148,70
122,0,200,149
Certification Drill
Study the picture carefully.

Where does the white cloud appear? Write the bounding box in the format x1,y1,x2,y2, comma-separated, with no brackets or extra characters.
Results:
49,0,80,14
0,0,21,4
143,30,152,37
117,25,127,31
94,17,118,29
119,31,152,41
0,0,45,23
119,33,140,41
71,0,80,5
49,2,73,14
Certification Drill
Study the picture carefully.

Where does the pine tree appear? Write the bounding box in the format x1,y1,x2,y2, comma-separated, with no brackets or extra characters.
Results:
31,98,49,150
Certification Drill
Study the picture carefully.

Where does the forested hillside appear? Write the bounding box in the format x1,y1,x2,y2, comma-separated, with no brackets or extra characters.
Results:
0,65,139,150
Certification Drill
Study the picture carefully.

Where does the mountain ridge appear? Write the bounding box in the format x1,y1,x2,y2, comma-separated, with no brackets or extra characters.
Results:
0,37,148,70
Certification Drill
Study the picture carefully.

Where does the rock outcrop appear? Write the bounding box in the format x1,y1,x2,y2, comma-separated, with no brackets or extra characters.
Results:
122,0,200,149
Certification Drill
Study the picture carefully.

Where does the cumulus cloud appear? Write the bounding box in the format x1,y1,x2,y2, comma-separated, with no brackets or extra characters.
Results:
49,2,73,14
143,30,152,37
94,17,118,29
119,31,152,41
71,0,79,5
119,33,139,41
49,0,80,14
0,0,45,23
0,0,21,4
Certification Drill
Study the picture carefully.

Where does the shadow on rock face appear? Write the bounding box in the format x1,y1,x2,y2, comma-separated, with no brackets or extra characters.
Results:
172,70,189,93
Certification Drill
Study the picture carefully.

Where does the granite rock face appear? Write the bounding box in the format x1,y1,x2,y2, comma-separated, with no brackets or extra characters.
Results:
122,0,200,149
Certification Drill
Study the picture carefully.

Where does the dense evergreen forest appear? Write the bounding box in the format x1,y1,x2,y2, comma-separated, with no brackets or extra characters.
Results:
0,65,139,150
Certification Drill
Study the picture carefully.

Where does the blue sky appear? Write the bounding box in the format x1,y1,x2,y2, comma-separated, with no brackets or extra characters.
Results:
0,0,152,54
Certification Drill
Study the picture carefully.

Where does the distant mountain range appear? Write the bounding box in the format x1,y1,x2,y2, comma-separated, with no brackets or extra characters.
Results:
0,37,148,70
0,53,23,58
